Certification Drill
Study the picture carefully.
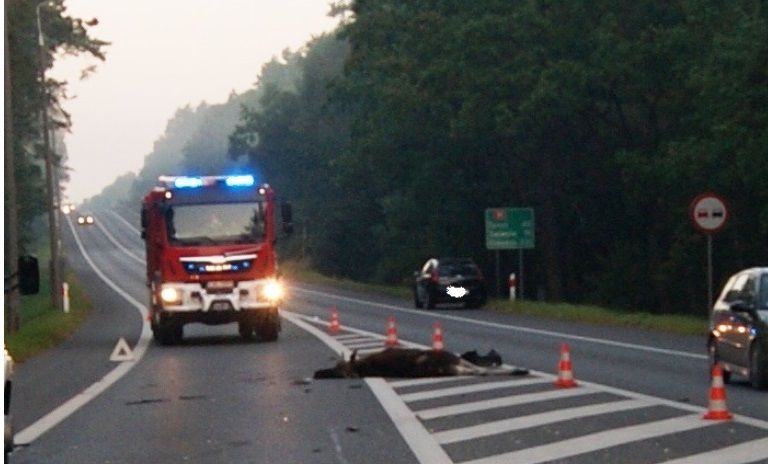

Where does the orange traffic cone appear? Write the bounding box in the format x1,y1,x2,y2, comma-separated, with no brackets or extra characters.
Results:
554,343,578,388
703,364,733,420
432,321,444,351
328,307,340,334
385,316,399,347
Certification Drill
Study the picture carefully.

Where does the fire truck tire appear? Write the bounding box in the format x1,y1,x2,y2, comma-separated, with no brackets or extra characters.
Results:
238,321,254,340
256,311,279,342
153,321,183,345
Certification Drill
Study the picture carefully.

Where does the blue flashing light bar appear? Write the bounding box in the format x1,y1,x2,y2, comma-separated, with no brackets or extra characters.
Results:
225,175,255,187
174,176,204,188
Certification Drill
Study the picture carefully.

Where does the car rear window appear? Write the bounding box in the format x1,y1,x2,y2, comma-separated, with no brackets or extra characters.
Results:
439,263,479,277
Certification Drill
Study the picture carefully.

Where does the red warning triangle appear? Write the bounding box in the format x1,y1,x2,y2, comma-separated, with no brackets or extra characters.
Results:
110,337,134,362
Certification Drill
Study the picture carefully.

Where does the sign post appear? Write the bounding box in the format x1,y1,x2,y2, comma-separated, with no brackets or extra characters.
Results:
690,193,729,309
485,208,535,299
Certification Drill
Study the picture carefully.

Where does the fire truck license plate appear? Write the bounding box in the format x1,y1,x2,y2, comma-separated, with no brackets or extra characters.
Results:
210,301,231,311
207,281,234,291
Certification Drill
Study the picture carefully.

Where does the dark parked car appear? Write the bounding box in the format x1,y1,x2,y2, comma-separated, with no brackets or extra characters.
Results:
413,257,487,309
707,267,768,389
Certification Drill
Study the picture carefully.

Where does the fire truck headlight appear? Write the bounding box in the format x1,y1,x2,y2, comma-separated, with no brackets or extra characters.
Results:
160,287,182,304
262,280,284,301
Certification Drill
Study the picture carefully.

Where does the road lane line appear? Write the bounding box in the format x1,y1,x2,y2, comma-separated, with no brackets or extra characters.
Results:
107,210,141,234
291,287,708,360
658,436,768,464
346,341,386,349
416,388,596,420
400,377,549,402
14,216,151,445
434,399,649,444
282,311,453,463
335,334,371,341
463,414,716,464
94,220,145,264
390,377,467,388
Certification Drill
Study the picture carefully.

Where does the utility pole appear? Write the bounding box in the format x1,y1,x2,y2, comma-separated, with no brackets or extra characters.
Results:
36,1,63,310
5,4,21,332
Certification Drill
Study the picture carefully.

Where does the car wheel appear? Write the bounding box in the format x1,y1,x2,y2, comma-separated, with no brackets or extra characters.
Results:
425,290,435,309
414,288,423,309
749,343,768,390
707,339,731,384
238,321,254,340
256,320,279,342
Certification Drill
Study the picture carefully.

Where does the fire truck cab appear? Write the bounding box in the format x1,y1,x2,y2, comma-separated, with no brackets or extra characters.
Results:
141,175,291,344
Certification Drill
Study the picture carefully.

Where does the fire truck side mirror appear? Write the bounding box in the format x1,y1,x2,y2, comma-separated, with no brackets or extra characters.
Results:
18,255,40,295
281,202,294,234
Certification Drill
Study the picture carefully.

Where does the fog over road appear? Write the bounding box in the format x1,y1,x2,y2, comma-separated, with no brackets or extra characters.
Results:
10,211,768,463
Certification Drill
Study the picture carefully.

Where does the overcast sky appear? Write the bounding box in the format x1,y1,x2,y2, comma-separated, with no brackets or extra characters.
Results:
51,0,339,203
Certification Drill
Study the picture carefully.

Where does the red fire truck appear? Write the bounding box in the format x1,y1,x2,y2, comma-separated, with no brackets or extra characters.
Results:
141,174,292,344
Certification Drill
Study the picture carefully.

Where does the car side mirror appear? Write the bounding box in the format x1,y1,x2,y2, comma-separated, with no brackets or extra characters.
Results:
18,255,40,295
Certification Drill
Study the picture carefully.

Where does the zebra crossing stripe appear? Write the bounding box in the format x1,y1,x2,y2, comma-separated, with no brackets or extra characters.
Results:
416,387,595,420
401,377,549,402
658,436,768,464
434,399,649,444
462,414,716,464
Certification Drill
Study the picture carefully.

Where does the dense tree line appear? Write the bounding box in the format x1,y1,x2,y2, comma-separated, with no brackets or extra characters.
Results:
91,0,766,316
229,0,767,315
5,0,106,253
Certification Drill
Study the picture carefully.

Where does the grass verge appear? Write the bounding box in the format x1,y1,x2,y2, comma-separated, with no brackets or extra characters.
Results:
5,266,93,363
281,262,707,337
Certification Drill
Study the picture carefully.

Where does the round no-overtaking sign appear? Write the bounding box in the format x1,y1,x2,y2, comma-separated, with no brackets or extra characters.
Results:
690,192,728,234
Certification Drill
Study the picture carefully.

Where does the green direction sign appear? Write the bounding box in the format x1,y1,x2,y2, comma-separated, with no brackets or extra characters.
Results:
485,208,535,250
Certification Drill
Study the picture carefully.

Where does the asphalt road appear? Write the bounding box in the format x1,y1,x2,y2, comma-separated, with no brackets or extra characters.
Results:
9,210,768,463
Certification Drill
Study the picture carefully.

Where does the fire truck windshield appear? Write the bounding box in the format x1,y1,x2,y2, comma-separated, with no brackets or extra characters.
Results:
166,202,266,245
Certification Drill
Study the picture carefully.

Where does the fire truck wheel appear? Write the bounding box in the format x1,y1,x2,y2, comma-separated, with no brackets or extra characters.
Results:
153,321,183,345
256,312,279,342
238,321,254,340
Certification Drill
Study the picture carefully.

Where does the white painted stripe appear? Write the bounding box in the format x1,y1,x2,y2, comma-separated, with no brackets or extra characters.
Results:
389,377,469,388
14,216,152,445
401,377,550,402
292,287,707,361
658,436,768,464
463,414,715,464
335,334,370,341
355,348,385,356
95,220,145,264
108,210,141,235
281,311,349,357
435,399,649,444
366,378,453,464
346,341,385,349
416,387,596,420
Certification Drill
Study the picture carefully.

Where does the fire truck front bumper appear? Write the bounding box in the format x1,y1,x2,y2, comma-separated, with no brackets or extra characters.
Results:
157,279,284,313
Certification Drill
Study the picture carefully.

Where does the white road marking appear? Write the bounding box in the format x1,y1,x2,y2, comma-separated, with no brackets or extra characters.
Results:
292,287,708,360
463,414,716,464
346,340,386,349
416,388,596,420
390,377,468,388
94,220,145,264
14,216,151,445
335,334,371,341
658,436,768,464
400,377,550,402
366,378,454,464
434,399,649,444
107,210,142,235
282,311,452,463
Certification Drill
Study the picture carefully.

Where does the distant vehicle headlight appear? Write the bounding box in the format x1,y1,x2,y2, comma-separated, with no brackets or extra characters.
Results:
85,215,94,224
77,216,85,224
262,280,284,302
160,287,182,304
